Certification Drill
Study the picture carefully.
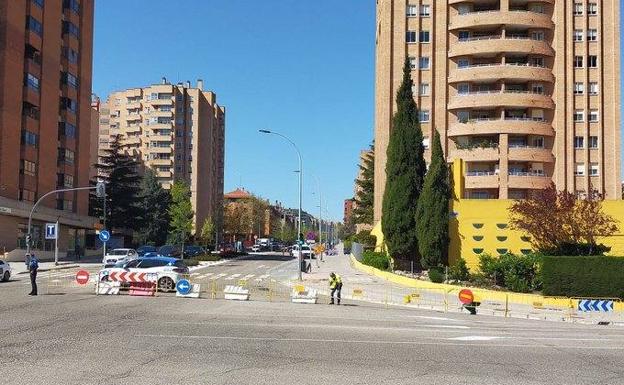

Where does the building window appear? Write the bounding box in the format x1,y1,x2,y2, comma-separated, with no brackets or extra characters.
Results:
20,160,37,176
574,136,584,148
26,16,43,37
573,110,584,122
587,29,597,42
406,31,417,43
588,55,598,68
419,57,430,69
21,130,38,147
58,174,74,188
420,4,430,17
590,163,599,176
575,163,585,176
61,72,79,89
24,73,40,91
422,136,430,150
573,29,583,42
406,5,417,16
22,102,40,120
419,110,430,123
419,83,430,96
419,30,430,43
408,57,417,70
63,0,80,14
32,0,44,7
589,109,599,122
589,136,599,148
58,148,75,164
531,31,545,41
58,122,77,138
589,82,599,95
587,3,598,15
19,189,36,202
61,46,79,64
458,83,470,95
573,82,584,95
60,97,78,113
573,56,583,68
573,3,583,15
62,21,80,38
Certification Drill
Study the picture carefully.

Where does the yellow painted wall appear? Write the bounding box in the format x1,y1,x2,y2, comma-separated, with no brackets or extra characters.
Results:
372,159,624,271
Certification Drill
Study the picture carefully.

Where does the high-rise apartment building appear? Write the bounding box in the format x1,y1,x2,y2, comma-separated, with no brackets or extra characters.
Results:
98,79,225,233
374,0,621,222
0,0,95,255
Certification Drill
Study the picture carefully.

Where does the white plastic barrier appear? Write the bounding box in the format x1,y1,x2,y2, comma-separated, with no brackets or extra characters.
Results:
224,285,250,301
291,287,318,304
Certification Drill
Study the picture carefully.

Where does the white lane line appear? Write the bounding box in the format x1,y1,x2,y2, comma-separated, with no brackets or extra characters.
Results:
225,273,241,281
137,334,624,350
450,336,501,341
255,274,270,281
191,273,201,277
421,325,470,330
214,273,227,279
243,274,255,280
408,315,463,322
257,265,266,269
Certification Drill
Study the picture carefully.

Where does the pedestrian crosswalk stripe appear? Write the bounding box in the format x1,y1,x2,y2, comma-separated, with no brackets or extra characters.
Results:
255,274,270,281
257,265,266,269
243,274,255,280
225,273,241,281
214,273,227,279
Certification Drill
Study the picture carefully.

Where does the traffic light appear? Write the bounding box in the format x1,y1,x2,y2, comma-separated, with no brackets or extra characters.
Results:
95,181,106,198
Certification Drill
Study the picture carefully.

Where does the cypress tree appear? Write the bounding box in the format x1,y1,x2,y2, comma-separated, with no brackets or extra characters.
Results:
381,58,427,263
353,142,375,226
416,131,450,269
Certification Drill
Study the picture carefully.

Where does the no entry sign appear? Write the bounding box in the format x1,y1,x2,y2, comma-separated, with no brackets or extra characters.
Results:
458,289,474,304
76,270,90,285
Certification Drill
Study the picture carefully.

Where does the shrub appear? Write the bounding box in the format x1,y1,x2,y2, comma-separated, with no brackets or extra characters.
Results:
478,253,541,293
542,256,624,298
448,258,470,282
428,267,445,283
352,231,377,247
182,259,200,267
220,251,247,258
194,253,221,262
361,251,390,271
543,242,610,257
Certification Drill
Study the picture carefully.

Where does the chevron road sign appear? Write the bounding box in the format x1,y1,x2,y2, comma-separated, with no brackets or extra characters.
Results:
578,299,614,312
108,271,157,283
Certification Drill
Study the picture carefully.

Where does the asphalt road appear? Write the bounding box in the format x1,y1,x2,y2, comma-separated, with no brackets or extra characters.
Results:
1,255,623,385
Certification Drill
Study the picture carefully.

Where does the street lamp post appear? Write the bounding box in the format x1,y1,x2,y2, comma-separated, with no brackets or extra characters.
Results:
259,129,303,281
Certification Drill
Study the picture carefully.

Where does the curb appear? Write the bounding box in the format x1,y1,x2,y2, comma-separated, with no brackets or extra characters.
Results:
17,264,79,275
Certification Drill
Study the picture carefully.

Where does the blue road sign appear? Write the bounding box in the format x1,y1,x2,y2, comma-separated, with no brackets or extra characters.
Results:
99,230,111,243
578,299,614,312
45,223,58,240
176,279,192,295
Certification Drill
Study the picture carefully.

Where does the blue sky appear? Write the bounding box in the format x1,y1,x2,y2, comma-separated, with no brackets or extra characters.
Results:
93,0,375,221
93,1,624,221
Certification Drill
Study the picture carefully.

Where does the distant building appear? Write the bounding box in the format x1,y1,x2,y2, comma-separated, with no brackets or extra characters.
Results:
0,1,96,257
343,198,354,226
97,78,225,234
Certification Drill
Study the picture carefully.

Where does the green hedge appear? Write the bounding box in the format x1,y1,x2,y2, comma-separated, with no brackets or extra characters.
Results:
361,251,390,271
194,253,221,261
542,256,624,298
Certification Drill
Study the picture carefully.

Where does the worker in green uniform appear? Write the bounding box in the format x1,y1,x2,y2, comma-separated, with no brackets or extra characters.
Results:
329,272,342,305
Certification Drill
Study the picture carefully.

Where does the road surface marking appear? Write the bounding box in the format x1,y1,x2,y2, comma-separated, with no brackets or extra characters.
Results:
408,315,463,322
257,265,266,269
191,272,200,276
450,336,502,341
255,274,270,281
243,274,255,280
137,334,624,350
214,273,227,279
421,325,470,329
225,273,241,280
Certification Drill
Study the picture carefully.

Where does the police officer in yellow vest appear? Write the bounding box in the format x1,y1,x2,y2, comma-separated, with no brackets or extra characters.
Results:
329,272,342,305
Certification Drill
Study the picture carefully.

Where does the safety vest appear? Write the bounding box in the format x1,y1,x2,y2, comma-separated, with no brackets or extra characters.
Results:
329,274,342,289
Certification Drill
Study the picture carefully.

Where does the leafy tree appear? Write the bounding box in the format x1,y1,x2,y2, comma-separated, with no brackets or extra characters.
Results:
381,58,427,262
353,143,374,226
168,180,194,253
136,169,170,246
90,135,141,231
200,216,215,250
223,202,252,239
509,185,618,255
416,131,450,269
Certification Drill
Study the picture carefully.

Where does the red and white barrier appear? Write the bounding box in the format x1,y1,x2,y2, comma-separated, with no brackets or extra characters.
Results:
108,271,157,283
97,271,158,296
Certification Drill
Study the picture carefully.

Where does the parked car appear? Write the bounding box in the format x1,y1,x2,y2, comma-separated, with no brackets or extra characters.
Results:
292,244,314,259
99,257,189,292
0,260,12,282
183,245,205,259
251,244,261,252
158,245,181,258
102,248,138,266
137,245,157,257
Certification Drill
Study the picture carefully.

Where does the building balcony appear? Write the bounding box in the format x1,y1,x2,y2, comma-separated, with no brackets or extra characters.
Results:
149,158,172,166
151,110,173,118
449,0,554,3
124,136,141,145
448,64,554,83
149,98,173,106
148,123,173,130
149,134,173,141
125,114,142,122
464,172,500,189
448,91,554,110
449,10,554,31
507,146,555,163
449,37,554,58
451,147,500,162
507,173,552,189
149,146,172,154
448,118,555,137
126,101,141,109
156,170,173,178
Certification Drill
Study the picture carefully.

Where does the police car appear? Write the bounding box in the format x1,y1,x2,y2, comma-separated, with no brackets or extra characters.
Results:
98,256,189,292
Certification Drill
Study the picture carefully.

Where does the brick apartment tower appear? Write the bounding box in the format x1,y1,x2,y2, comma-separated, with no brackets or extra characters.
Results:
374,0,621,223
98,79,226,236
0,0,95,255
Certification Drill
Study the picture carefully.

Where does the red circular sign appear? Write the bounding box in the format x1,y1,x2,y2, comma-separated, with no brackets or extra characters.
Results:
458,289,474,304
76,270,90,285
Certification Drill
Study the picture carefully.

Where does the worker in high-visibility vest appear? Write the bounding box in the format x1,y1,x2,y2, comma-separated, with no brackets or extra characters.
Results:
329,272,342,305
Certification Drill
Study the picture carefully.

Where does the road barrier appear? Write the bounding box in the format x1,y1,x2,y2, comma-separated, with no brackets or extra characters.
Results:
224,285,250,300
96,271,159,296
